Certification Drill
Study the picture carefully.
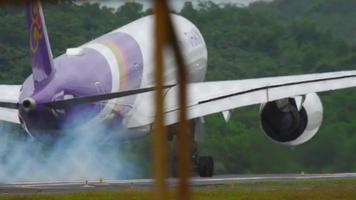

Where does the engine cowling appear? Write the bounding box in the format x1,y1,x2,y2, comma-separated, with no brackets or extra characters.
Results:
260,93,323,146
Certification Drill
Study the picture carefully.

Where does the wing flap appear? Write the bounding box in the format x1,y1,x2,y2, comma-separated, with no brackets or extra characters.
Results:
267,76,356,101
125,70,356,128
164,89,267,126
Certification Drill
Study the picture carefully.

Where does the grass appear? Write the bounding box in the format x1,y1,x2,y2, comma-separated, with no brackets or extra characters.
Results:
1,179,356,200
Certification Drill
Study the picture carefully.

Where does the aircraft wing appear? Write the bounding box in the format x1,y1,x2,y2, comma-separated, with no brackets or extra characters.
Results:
126,70,356,128
0,85,21,124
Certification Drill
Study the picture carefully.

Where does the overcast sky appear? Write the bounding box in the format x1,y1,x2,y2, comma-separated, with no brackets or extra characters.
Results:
77,0,273,11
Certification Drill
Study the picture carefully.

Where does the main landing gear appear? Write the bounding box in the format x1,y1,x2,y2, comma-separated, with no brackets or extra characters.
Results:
196,155,214,177
171,152,214,177
192,141,214,177
170,132,214,178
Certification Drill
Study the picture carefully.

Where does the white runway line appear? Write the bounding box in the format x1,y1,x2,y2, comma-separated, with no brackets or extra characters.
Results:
3,173,356,189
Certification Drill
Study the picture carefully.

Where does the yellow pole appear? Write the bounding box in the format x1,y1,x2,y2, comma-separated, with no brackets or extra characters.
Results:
157,1,192,199
153,1,169,200
153,0,191,199
168,18,191,200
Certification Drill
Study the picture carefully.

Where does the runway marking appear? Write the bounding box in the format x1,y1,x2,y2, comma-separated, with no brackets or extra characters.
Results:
1,173,356,190
15,185,34,189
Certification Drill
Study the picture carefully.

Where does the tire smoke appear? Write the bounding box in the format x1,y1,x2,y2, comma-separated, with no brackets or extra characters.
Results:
0,121,142,182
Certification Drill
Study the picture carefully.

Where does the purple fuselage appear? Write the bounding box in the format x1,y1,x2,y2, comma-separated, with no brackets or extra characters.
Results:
18,11,208,141
19,32,144,139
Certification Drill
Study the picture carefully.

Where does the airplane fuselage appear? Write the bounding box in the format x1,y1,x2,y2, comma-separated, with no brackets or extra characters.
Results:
18,15,208,140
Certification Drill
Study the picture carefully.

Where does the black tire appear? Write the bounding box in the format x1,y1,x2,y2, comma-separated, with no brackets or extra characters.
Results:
171,156,178,178
198,156,214,177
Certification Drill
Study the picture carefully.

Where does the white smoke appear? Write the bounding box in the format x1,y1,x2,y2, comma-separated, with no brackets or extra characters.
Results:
0,120,144,183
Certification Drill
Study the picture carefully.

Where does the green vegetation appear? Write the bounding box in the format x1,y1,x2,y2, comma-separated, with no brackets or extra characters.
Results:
251,0,356,45
1,179,356,200
0,0,356,176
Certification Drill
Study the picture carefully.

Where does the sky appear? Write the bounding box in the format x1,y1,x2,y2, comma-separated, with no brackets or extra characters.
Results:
77,0,274,11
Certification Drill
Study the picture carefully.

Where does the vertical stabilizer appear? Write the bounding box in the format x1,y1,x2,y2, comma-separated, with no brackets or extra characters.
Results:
25,0,54,90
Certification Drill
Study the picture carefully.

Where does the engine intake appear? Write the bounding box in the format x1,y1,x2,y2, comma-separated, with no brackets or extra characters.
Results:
260,93,323,146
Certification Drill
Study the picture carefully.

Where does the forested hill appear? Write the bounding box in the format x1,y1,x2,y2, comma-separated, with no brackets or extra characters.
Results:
180,1,356,81
250,0,356,45
0,0,356,175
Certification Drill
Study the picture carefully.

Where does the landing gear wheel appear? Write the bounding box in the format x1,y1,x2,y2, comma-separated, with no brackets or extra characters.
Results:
198,156,214,177
171,156,178,178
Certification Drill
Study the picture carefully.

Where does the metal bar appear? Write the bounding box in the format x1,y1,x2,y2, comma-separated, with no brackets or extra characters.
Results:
153,1,169,200
153,0,191,199
166,10,191,200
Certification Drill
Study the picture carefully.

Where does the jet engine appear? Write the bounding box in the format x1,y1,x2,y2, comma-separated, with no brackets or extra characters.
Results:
260,93,323,146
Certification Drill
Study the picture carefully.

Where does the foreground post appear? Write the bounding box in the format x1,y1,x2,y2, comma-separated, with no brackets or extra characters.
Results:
153,0,191,200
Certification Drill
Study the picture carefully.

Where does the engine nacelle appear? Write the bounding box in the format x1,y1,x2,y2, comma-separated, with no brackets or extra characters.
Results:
260,93,323,146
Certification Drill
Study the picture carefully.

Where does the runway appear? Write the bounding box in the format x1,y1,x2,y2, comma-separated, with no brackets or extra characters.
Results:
1,173,356,194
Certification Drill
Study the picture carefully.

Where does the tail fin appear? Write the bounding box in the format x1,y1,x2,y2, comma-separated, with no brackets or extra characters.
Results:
25,0,54,90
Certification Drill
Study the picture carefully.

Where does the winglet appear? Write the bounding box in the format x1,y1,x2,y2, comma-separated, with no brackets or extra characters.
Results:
25,0,55,90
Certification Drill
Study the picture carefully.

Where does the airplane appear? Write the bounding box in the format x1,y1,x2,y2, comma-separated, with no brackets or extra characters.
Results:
1,0,356,177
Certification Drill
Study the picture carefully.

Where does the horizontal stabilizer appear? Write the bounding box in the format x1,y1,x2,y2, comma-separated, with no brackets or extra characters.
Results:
0,85,21,124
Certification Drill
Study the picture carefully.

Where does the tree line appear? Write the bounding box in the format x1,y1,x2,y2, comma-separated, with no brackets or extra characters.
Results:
0,0,355,176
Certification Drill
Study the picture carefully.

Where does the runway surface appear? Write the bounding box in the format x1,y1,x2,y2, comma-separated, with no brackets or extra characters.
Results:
1,173,356,194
